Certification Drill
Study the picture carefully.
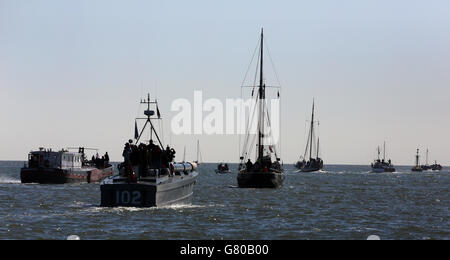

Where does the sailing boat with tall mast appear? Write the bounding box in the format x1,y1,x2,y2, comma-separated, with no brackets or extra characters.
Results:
420,149,431,171
237,29,284,188
295,100,323,172
194,140,202,166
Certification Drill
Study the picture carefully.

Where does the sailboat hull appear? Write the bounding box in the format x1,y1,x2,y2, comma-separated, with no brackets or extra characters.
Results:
299,159,324,173
300,166,323,173
371,167,395,173
237,171,284,188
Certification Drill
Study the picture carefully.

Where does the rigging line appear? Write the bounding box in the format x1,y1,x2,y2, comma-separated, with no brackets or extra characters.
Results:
239,84,242,158
251,45,261,94
241,93,259,157
242,99,260,161
240,39,261,88
279,87,282,160
303,125,312,159
239,39,260,160
264,103,280,159
263,37,282,88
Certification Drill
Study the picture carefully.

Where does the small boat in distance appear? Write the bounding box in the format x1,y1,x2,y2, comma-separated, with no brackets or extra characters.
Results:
215,163,231,174
295,100,323,173
100,94,198,207
411,149,423,172
237,29,284,188
371,142,396,173
420,149,442,171
21,147,114,184
431,161,443,171
193,140,203,166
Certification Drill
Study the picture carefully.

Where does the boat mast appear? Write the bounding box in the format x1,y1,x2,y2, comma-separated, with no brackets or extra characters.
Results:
426,148,429,165
383,141,386,161
258,28,265,161
197,140,200,163
309,100,315,160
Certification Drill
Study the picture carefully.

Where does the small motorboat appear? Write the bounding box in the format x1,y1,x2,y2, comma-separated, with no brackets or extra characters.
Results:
215,163,231,174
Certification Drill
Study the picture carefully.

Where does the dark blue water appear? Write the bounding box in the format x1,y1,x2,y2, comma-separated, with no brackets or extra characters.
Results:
0,161,448,240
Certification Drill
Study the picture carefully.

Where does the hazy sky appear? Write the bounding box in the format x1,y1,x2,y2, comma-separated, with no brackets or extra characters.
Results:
1,0,449,165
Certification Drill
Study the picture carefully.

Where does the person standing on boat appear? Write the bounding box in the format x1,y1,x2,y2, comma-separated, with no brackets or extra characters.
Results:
122,143,132,162
246,159,253,171
104,152,110,164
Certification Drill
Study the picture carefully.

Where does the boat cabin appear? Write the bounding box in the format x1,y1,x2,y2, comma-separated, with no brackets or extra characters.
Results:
27,148,83,169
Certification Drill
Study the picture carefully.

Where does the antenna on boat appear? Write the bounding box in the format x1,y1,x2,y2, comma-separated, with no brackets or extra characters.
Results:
135,93,164,149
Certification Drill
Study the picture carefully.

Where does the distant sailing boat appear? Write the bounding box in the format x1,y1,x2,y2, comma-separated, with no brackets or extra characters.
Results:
421,149,431,171
420,149,442,171
182,146,186,163
237,29,284,188
371,142,395,173
295,100,323,173
194,140,203,166
411,149,423,172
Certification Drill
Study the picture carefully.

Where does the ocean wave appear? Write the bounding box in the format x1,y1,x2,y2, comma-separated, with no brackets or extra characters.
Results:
0,177,21,184
83,203,207,214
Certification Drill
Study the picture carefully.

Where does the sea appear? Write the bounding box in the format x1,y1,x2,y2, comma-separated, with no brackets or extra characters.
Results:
0,161,448,240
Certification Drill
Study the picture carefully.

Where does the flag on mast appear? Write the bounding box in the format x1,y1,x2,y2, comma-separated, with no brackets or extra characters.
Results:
156,103,161,119
134,120,139,139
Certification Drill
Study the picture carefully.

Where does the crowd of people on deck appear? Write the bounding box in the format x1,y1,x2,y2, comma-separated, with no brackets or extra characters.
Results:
122,139,176,169
244,156,282,172
90,152,110,169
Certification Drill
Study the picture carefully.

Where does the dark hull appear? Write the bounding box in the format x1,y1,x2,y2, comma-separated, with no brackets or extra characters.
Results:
300,166,323,173
431,165,443,171
237,171,284,188
372,167,396,173
299,159,324,173
100,173,197,207
294,162,305,170
20,166,114,184
215,169,231,174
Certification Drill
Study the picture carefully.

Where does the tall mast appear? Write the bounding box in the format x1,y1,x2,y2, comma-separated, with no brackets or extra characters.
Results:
383,141,386,161
258,28,265,160
426,148,429,165
197,140,200,163
309,100,315,160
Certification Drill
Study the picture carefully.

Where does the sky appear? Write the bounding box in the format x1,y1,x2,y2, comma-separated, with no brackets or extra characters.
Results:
1,0,449,165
